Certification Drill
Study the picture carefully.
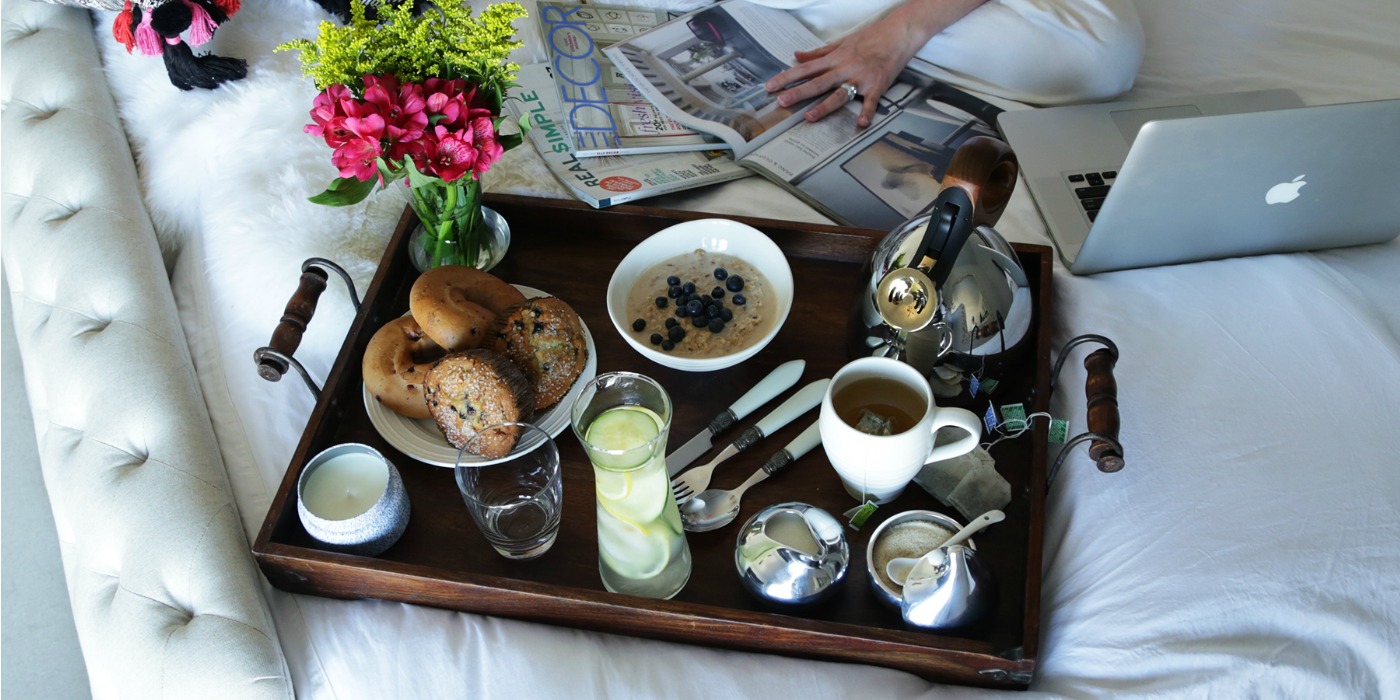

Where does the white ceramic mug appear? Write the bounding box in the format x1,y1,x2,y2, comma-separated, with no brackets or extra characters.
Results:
819,357,983,504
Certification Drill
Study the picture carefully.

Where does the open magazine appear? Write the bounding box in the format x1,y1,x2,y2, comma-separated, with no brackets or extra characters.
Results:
603,0,1004,230
507,63,751,208
538,1,724,157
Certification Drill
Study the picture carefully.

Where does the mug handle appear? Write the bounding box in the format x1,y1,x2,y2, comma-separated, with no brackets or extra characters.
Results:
925,407,984,464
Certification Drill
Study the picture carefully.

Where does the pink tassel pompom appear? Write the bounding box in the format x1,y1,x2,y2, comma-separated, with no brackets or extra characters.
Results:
134,12,163,56
182,0,217,46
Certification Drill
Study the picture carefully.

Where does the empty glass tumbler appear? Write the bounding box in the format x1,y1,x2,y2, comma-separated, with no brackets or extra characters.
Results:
455,423,563,560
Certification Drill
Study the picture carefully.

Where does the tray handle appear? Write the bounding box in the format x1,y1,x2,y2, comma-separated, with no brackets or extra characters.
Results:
1048,334,1124,488
253,258,361,399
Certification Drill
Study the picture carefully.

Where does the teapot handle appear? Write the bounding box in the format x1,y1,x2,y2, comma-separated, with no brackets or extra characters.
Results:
940,135,1019,228
917,136,1020,286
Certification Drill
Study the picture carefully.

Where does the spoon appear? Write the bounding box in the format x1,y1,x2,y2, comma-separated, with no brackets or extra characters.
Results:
680,421,821,532
885,509,1005,586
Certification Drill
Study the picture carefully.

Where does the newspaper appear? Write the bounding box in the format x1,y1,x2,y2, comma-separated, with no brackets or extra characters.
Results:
603,0,1004,230
507,63,751,208
538,2,725,157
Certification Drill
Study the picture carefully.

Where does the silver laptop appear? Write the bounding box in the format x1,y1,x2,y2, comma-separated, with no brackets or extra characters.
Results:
996,90,1400,274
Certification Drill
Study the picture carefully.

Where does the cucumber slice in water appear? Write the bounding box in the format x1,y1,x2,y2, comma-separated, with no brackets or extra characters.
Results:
597,504,670,580
585,406,661,470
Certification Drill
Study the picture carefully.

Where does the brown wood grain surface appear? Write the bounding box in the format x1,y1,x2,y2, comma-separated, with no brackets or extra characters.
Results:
252,194,1053,688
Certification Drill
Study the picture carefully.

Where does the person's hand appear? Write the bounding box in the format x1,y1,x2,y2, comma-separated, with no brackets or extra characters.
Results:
764,0,986,127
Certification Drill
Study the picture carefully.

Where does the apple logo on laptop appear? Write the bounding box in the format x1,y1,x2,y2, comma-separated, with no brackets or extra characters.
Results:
1265,174,1307,204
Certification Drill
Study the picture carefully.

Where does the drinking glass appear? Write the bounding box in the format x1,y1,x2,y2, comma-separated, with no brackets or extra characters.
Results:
570,372,692,599
455,423,562,560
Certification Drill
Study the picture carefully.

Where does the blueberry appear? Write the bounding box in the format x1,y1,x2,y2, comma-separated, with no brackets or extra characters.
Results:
721,307,733,321
666,275,681,287
714,267,728,280
692,314,708,327
726,275,745,292
668,325,685,342
668,285,683,298
661,339,675,351
711,286,725,298
654,296,668,308
665,317,678,328
707,318,725,333
632,318,646,332
649,333,663,345
689,293,703,304
707,305,721,318
676,305,690,318
732,293,746,306
682,281,696,295
686,299,703,314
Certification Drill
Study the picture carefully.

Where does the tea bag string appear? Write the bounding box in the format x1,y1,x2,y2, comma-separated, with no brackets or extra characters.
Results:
980,411,1053,450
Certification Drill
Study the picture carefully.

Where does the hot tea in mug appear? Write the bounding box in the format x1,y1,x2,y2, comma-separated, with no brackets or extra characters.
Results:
832,377,926,436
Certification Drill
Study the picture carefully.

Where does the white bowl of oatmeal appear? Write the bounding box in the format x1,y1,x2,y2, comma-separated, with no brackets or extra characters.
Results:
607,219,793,372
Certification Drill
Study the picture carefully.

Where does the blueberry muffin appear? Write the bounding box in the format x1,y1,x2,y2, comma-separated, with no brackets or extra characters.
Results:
423,350,535,458
493,296,589,410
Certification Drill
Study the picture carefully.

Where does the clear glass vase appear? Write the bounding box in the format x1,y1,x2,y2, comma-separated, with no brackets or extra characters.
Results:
406,179,510,272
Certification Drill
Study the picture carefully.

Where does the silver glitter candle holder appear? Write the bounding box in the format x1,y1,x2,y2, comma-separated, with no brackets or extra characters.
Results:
297,443,410,556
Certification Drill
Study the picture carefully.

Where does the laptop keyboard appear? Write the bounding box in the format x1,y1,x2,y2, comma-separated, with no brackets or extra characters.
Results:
1066,170,1118,221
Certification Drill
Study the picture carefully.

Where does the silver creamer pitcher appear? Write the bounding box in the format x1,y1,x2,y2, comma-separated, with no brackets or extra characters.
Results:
849,136,1031,385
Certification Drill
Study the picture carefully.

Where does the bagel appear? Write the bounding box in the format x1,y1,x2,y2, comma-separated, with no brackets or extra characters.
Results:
493,296,589,410
423,350,536,458
409,265,526,351
363,316,445,420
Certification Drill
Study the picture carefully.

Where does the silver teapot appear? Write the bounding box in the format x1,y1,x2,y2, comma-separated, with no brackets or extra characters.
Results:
849,137,1032,386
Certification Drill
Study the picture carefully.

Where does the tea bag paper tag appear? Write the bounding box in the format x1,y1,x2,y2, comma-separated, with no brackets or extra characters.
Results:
843,501,879,530
855,409,894,436
983,405,998,433
1000,403,1027,432
1049,418,1069,444
969,374,999,398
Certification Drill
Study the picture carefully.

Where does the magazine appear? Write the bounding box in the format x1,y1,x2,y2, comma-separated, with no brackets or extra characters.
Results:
538,1,725,157
506,63,751,208
603,0,1005,230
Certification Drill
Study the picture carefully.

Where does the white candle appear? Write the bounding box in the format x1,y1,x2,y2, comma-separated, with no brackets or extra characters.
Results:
302,452,390,520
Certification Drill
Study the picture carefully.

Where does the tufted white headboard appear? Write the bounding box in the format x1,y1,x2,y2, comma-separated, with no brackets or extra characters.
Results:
1,0,292,696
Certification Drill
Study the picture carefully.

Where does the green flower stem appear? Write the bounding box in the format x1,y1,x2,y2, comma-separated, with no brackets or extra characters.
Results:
462,181,481,267
432,183,459,268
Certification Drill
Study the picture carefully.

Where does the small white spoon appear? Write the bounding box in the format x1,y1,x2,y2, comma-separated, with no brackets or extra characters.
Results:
885,509,1005,587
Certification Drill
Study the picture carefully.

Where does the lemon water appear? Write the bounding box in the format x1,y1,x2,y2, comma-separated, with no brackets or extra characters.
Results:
585,406,691,599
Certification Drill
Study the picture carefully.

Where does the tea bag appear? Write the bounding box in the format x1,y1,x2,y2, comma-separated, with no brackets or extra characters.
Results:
947,453,1011,520
913,428,1010,521
855,409,894,436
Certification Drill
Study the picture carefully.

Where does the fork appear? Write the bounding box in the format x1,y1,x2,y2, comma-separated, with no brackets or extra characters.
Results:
671,443,742,504
671,378,829,503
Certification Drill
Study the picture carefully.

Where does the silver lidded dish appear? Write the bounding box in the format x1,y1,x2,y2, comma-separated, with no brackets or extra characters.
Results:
866,510,974,611
734,502,848,606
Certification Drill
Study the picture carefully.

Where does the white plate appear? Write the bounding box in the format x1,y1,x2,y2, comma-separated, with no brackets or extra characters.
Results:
362,285,597,467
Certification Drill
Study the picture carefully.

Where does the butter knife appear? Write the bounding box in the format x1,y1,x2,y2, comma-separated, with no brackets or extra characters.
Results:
665,359,805,475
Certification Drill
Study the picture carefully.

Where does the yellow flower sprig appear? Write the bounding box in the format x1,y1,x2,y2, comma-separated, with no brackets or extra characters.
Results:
278,0,527,108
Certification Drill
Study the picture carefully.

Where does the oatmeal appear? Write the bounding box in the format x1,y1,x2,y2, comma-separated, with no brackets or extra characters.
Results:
625,250,776,358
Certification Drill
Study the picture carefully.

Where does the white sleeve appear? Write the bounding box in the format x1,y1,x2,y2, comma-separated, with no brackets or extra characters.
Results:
748,0,1146,105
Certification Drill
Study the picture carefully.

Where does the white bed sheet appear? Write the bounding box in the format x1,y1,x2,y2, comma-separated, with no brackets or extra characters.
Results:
98,0,1400,696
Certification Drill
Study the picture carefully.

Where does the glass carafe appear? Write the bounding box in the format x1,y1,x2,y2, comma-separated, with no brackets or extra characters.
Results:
570,372,692,599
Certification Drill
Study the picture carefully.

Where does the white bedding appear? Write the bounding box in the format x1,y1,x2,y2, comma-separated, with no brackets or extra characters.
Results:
97,0,1400,696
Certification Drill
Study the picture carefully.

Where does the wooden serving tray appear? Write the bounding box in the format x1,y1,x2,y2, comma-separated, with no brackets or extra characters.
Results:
253,193,1052,689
